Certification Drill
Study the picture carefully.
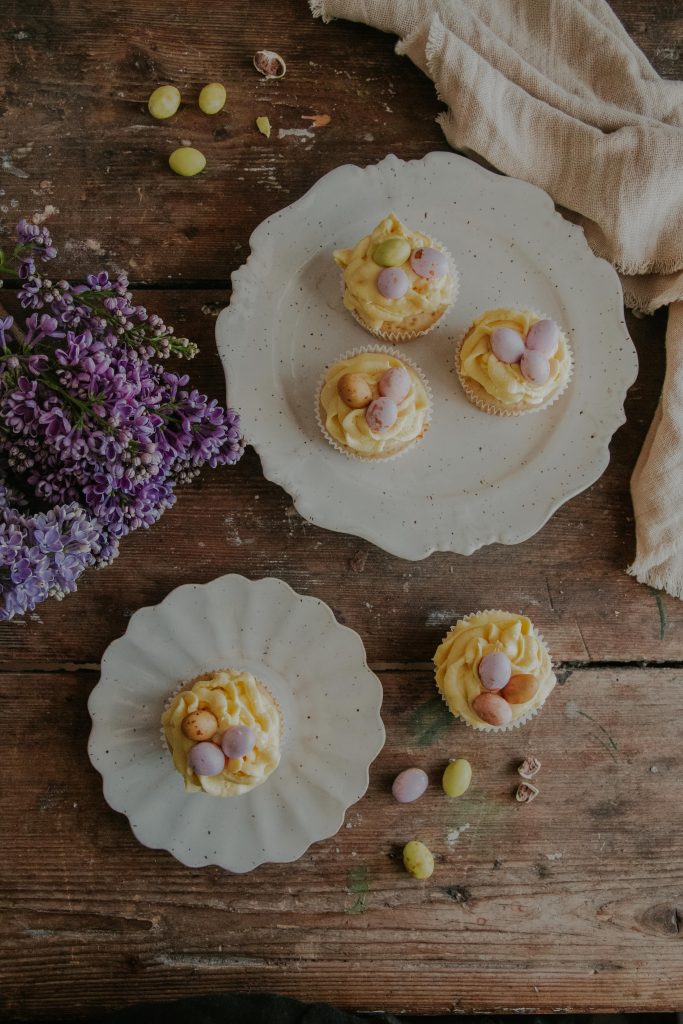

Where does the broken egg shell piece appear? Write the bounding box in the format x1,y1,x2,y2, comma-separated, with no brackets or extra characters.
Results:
253,50,287,79
256,116,272,138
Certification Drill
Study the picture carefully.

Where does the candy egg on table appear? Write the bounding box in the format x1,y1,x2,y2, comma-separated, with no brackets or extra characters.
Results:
181,709,218,742
221,724,256,759
403,840,434,879
392,767,429,803
198,82,227,115
169,147,206,177
525,318,560,356
478,651,512,690
377,267,409,300
378,366,411,403
188,741,226,777
372,237,411,267
365,396,398,433
338,372,373,408
471,692,513,727
442,758,472,797
490,326,526,364
148,85,181,119
409,246,448,281
501,673,539,704
520,350,551,385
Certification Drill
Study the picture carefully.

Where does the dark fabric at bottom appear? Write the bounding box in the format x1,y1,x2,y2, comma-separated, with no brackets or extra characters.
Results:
92,993,397,1024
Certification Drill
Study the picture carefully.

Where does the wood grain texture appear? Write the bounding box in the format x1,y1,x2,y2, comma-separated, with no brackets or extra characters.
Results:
1,666,682,1017
0,291,677,669
0,0,682,1017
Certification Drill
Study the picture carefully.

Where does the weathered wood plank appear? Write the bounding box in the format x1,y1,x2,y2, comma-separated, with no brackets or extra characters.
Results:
1,665,681,1016
0,1,680,285
0,290,678,668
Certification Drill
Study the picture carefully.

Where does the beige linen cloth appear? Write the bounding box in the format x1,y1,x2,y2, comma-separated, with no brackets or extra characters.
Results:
311,0,683,597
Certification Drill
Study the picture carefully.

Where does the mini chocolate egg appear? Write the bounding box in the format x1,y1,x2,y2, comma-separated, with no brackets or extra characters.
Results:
409,246,448,281
181,709,218,742
221,724,256,759
478,651,512,690
392,767,429,803
338,372,373,408
490,326,525,364
471,692,513,727
501,673,539,704
520,350,551,385
526,318,560,356
378,366,411,404
188,741,226,777
372,237,411,267
377,266,409,300
365,396,398,433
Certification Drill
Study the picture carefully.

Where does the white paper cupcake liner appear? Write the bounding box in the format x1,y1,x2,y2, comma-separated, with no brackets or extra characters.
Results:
343,250,460,344
434,609,556,734
315,344,433,462
455,309,574,417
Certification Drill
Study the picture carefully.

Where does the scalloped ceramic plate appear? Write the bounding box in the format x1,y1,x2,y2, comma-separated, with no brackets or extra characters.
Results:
88,575,385,872
216,151,637,559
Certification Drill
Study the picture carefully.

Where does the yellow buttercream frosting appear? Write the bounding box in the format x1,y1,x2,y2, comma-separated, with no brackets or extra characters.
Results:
459,308,571,411
334,213,455,333
162,669,281,796
319,350,430,457
434,611,556,730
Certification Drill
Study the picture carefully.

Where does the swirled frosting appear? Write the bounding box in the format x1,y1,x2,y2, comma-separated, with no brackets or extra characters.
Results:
319,350,430,457
459,308,571,410
434,611,556,728
334,213,455,332
162,669,281,796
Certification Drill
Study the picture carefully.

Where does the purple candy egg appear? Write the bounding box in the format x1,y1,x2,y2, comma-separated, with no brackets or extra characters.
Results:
377,266,409,300
188,741,226,777
520,349,551,385
409,246,448,281
221,724,256,759
392,767,429,804
478,651,512,691
490,326,525,364
525,318,560,356
378,366,411,404
365,396,398,433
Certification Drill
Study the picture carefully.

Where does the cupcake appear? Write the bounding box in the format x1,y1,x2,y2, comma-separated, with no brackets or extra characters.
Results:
434,610,556,732
317,346,431,460
333,213,457,342
162,668,281,796
457,308,572,415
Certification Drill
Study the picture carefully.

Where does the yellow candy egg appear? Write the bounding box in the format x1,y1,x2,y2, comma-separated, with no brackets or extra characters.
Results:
181,709,218,742
198,82,227,115
148,85,181,120
442,758,472,797
337,373,373,409
403,840,434,879
169,147,206,177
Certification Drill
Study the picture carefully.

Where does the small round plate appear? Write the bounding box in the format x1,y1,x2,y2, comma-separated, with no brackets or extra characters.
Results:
88,575,385,873
216,151,638,559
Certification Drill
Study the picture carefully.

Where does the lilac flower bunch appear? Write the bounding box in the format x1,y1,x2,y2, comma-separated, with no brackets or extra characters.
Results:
0,219,243,620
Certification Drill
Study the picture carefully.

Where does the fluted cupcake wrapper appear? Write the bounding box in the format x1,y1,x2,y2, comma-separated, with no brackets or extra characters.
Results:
434,609,556,734
455,310,574,417
315,343,433,462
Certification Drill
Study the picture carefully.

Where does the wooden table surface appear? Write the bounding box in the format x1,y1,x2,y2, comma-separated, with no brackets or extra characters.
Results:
1,1,682,1018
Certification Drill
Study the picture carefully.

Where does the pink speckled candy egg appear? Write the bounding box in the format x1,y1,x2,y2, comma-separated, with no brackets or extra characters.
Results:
471,692,513,727
188,741,226,777
378,366,411,404
365,396,398,433
221,724,255,759
490,326,525,364
392,767,429,803
520,349,551,385
377,266,409,300
525,318,560,356
478,651,512,690
409,246,448,281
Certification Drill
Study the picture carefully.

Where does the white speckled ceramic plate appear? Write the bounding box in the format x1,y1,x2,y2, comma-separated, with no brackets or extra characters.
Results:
216,151,638,559
88,574,385,873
